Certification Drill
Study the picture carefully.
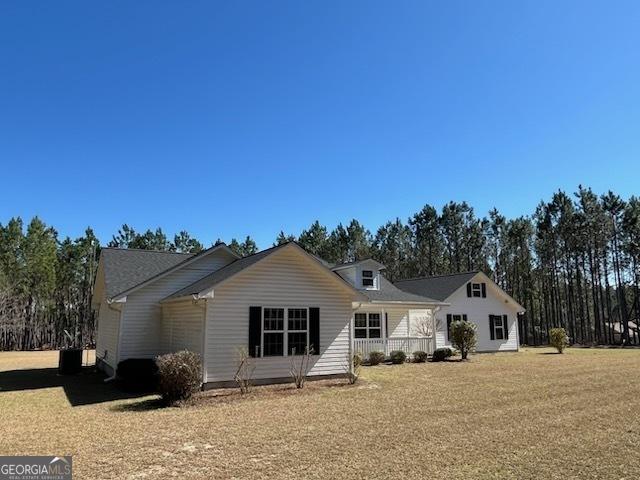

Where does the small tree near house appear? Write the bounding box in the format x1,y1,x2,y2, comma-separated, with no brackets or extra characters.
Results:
450,320,477,360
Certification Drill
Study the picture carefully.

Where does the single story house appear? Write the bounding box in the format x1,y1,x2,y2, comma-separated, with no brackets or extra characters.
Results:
93,242,444,387
395,271,525,352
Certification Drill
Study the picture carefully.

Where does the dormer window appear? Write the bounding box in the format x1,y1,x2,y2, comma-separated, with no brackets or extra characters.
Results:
362,270,374,287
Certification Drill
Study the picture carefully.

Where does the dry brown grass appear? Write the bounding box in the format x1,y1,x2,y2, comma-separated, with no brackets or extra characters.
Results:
1,348,640,479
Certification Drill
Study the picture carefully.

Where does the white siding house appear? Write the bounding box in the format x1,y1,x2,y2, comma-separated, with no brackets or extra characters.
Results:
199,245,358,385
396,271,525,352
94,243,522,387
93,245,238,375
332,260,443,358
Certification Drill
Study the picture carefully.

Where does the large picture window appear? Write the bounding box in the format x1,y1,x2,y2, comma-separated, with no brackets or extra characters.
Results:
354,312,382,338
262,307,309,357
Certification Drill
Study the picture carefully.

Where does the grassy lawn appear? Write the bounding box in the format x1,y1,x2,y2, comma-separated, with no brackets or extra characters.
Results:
1,348,640,479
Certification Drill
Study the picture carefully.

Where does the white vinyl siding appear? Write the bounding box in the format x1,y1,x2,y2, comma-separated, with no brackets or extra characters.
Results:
95,300,121,370
117,250,236,362
161,300,203,355
435,274,520,352
205,247,354,383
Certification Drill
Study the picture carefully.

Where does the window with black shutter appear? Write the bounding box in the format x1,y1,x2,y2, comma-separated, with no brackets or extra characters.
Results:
489,314,507,340
253,307,314,357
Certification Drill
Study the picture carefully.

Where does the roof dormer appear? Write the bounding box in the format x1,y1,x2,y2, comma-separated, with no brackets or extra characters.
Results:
331,258,385,291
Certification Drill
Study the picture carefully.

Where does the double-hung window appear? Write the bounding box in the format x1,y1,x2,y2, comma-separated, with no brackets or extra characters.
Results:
262,307,309,356
471,283,482,297
362,270,374,287
354,312,382,338
490,315,506,340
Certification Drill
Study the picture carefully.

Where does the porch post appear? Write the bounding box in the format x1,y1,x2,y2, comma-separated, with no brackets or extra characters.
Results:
381,306,386,356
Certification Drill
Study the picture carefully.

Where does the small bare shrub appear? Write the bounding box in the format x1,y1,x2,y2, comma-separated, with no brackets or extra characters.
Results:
549,327,570,353
346,352,362,384
234,347,255,394
368,351,385,366
156,350,202,405
290,346,314,388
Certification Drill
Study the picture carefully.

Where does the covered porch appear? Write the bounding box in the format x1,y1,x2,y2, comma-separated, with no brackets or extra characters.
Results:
352,303,437,358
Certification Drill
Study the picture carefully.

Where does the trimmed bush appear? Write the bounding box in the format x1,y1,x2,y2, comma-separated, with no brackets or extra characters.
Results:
156,350,202,405
389,350,407,364
368,351,385,366
116,358,158,392
450,320,477,360
413,350,428,363
549,327,570,353
432,347,454,362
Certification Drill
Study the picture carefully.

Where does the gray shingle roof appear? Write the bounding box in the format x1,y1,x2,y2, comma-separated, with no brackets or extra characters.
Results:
395,271,479,301
362,276,442,304
101,248,193,299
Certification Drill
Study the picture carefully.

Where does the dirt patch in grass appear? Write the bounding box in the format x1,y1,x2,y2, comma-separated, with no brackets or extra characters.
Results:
1,348,640,479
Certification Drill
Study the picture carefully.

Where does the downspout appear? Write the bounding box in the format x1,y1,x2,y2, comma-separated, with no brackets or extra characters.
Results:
193,295,209,387
104,299,124,382
350,302,363,376
432,306,442,354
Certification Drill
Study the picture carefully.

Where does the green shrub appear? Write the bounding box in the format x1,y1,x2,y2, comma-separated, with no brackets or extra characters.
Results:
412,351,428,363
389,350,407,364
116,358,158,392
549,327,570,353
450,320,477,360
368,351,385,366
156,350,202,405
432,347,454,362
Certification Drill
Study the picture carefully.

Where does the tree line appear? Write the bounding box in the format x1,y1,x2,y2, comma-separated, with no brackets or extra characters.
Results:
1,185,638,350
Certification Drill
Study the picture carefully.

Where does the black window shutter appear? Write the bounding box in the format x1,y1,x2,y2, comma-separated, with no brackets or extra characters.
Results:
446,314,452,340
385,312,389,338
481,283,487,298
466,283,472,297
489,315,495,340
503,314,509,340
309,307,320,355
249,306,262,357
462,314,468,322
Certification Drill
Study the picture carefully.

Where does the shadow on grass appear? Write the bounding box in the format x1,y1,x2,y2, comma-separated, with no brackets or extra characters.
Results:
0,367,151,407
110,397,166,412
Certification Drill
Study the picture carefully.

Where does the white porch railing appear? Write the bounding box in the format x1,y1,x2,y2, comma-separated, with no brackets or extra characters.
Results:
353,337,434,358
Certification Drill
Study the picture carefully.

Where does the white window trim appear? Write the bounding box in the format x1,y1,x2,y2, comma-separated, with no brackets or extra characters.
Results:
354,311,382,339
362,270,374,288
260,306,309,357
471,283,483,297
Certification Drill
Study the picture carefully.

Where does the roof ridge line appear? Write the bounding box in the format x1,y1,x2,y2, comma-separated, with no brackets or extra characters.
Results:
102,246,193,255
396,270,480,282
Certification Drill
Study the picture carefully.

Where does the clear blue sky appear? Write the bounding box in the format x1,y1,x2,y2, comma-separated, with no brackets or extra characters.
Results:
1,1,639,248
